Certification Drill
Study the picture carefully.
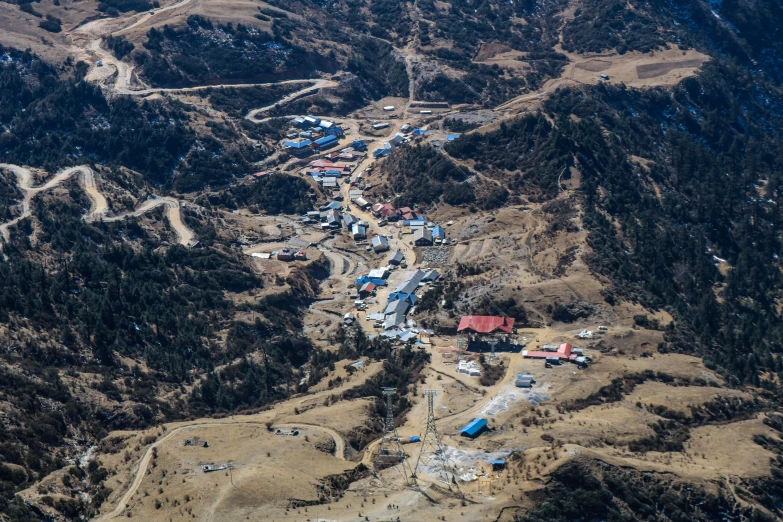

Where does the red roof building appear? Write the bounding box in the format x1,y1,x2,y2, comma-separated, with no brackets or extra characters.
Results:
309,160,335,168
457,316,515,335
558,343,573,357
522,343,574,360
372,203,396,217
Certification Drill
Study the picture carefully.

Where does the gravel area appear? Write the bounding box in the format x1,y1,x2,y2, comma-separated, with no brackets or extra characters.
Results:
419,246,451,265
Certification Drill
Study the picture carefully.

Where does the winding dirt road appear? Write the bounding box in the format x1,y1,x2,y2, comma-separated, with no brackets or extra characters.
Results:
0,164,195,246
93,420,346,522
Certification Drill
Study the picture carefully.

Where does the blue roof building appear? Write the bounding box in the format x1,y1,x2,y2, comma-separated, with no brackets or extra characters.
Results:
447,134,461,141
489,459,505,470
352,139,367,151
325,169,343,176
388,292,417,304
374,148,390,159
355,276,387,287
284,139,312,149
314,135,339,149
432,225,446,240
412,128,427,136
403,216,426,226
460,418,488,438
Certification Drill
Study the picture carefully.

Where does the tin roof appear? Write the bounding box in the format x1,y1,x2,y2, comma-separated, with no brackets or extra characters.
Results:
457,316,515,334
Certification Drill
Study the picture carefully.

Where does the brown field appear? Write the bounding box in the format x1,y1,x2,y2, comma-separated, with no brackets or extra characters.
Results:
575,59,612,72
637,58,708,79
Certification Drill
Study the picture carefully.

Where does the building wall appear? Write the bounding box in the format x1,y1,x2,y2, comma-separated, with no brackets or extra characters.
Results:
467,339,521,353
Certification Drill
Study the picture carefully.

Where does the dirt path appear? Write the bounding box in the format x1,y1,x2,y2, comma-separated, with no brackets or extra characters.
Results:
0,164,195,246
102,196,194,245
68,0,339,101
244,79,339,121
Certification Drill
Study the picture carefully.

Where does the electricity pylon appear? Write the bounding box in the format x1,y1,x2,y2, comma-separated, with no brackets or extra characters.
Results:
374,388,411,484
413,390,459,490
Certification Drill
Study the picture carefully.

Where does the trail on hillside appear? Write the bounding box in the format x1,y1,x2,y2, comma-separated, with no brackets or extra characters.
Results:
0,164,195,247
68,0,338,106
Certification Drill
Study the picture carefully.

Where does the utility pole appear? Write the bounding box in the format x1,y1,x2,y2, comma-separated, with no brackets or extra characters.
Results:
375,388,412,484
228,461,237,489
413,390,459,491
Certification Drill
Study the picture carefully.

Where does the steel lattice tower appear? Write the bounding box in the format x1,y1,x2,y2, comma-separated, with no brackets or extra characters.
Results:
374,388,410,483
413,390,458,488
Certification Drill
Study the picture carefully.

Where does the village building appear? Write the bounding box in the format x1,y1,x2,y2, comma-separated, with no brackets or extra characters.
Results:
522,343,589,366
422,269,440,282
388,269,426,303
432,225,446,242
414,227,433,246
372,235,390,252
353,197,371,209
277,248,296,261
368,267,390,280
322,209,341,228
312,134,339,151
358,282,377,297
458,315,518,352
351,222,368,240
460,418,488,438
284,139,313,156
384,299,410,316
388,251,405,265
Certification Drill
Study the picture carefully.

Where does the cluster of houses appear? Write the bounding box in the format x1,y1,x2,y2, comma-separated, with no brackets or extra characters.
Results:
369,203,447,246
522,343,591,367
372,127,429,159
302,201,344,229
305,157,360,192
353,261,439,343
301,201,394,253
250,248,308,262
282,115,346,156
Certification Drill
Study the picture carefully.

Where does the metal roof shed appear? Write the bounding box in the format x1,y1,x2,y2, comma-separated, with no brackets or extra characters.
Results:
489,459,505,471
384,299,410,315
314,135,339,148
460,418,488,438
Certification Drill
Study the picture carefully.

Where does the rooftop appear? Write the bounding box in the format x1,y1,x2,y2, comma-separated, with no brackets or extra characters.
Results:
458,316,515,334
